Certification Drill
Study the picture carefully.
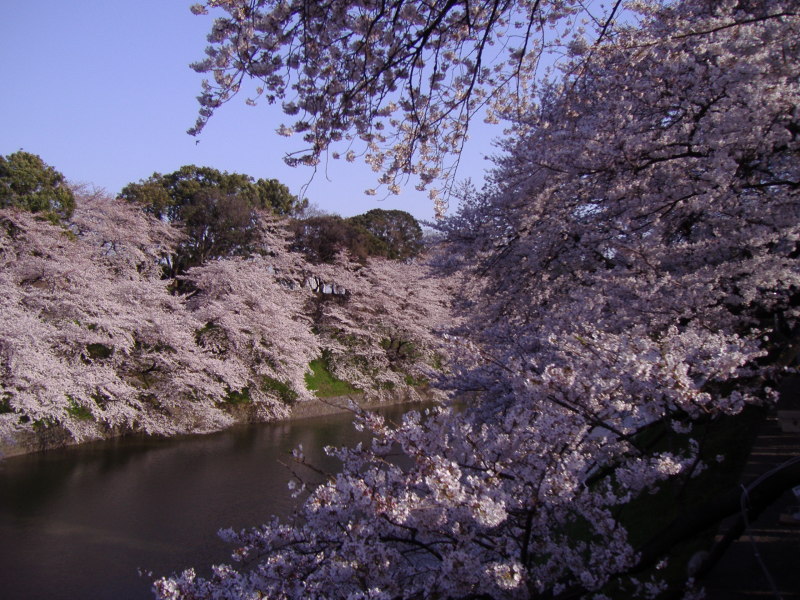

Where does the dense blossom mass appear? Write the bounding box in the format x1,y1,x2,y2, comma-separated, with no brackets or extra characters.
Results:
155,0,799,598
0,187,455,448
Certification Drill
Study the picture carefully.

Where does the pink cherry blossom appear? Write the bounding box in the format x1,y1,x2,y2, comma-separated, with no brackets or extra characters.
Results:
156,1,799,598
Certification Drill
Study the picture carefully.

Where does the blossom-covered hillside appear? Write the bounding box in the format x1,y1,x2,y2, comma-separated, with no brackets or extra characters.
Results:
0,187,457,453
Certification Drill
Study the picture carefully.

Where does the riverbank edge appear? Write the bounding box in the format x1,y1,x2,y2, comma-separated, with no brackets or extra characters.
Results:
0,387,436,460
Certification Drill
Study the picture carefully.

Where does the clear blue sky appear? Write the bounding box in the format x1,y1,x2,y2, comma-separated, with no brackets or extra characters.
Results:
0,0,498,221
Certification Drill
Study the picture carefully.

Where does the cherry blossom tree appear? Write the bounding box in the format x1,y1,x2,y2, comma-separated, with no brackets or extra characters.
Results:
0,190,243,444
182,213,456,406
1,192,307,448
156,1,800,598
182,218,322,412
188,0,631,214
303,254,460,394
1,190,457,451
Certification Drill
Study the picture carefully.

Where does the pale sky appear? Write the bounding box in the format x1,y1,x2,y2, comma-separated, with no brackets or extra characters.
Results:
0,0,499,221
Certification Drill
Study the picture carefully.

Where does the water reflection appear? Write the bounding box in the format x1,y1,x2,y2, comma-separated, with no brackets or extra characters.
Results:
0,403,427,600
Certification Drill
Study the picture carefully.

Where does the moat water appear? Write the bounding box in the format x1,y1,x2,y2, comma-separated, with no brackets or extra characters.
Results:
0,403,425,600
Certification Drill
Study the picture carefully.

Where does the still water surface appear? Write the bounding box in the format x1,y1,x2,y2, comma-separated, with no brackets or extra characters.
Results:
0,403,423,600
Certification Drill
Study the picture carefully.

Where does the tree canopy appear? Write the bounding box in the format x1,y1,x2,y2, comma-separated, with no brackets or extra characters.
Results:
0,151,75,221
0,189,454,447
290,214,386,263
290,209,423,263
176,188,260,271
119,164,306,219
119,165,307,275
188,0,633,213
157,1,800,598
349,209,423,260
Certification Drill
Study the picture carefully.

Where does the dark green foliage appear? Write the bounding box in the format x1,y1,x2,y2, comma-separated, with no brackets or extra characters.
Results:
227,379,298,405
380,336,429,387
31,417,57,431
290,210,422,263
119,164,305,221
120,165,304,277
118,181,172,220
254,178,308,216
430,353,446,372
0,215,23,238
290,215,387,263
174,189,259,274
348,209,423,259
85,343,114,360
0,151,75,221
66,397,94,421
194,321,228,354
225,387,252,405
261,376,298,404
380,336,419,363
404,374,428,387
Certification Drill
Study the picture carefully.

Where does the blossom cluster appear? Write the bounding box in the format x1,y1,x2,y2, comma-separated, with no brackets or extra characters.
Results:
189,0,634,214
0,190,455,447
156,0,799,597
